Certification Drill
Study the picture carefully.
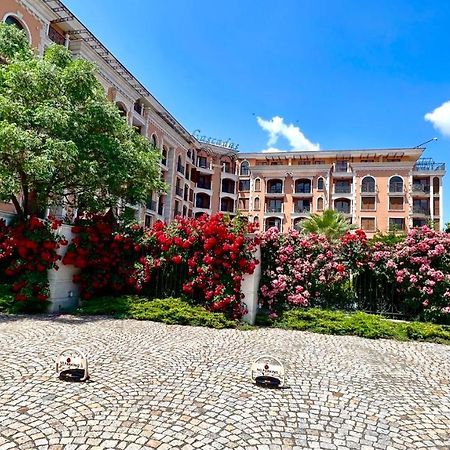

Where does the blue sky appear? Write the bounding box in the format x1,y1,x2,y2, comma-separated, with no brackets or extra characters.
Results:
64,0,450,223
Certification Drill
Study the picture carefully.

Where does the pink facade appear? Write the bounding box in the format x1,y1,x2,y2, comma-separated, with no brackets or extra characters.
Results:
0,1,445,233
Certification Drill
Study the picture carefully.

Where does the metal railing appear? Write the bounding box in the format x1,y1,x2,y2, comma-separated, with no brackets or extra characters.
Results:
265,204,283,213
414,158,445,172
412,184,430,193
412,207,430,215
267,186,283,194
334,185,352,194
293,206,311,214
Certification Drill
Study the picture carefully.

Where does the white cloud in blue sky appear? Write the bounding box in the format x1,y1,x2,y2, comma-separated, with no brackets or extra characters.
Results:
257,116,320,152
425,101,450,137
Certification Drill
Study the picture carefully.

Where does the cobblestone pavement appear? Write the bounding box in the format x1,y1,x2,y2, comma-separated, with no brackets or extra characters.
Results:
0,315,449,450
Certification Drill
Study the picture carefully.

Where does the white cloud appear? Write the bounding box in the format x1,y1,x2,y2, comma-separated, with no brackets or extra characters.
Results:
257,116,320,152
424,101,450,137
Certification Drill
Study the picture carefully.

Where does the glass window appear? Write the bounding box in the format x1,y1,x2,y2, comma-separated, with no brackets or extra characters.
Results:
240,161,250,176
389,197,403,211
239,180,250,191
361,197,376,210
361,176,376,193
254,197,260,210
317,177,324,190
317,197,324,210
361,217,376,231
254,178,261,191
389,176,403,193
389,218,405,231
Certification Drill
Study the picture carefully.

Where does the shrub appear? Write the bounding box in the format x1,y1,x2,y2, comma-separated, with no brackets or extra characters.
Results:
77,295,236,329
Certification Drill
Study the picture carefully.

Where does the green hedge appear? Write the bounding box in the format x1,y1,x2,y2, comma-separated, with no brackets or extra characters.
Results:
77,295,236,329
271,308,450,344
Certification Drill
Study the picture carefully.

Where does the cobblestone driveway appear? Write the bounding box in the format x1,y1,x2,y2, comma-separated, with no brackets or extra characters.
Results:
0,315,449,450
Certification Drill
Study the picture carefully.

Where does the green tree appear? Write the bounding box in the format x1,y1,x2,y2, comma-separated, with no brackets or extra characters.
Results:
0,23,165,219
301,209,353,241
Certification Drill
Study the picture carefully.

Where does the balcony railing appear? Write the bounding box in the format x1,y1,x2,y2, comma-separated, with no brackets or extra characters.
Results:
197,159,212,170
294,188,312,194
197,182,211,190
265,204,284,213
293,206,311,214
334,185,352,194
389,182,404,193
335,207,351,214
414,158,445,172
334,163,349,173
412,184,430,193
413,207,430,215
222,186,235,194
267,186,283,194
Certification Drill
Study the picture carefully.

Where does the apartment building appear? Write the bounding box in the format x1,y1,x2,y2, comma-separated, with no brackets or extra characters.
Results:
0,1,446,234
0,0,239,226
236,149,445,234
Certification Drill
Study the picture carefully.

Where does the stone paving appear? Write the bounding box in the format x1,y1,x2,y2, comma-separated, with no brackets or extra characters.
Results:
0,315,449,450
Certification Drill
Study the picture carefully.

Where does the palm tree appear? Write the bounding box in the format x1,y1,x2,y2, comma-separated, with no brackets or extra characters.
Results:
301,209,353,241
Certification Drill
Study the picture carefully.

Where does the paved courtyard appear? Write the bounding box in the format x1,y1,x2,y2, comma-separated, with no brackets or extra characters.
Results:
0,315,449,450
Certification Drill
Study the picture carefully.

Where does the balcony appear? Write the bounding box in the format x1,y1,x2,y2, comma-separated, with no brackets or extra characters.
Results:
293,205,311,214
265,204,284,213
48,25,65,45
413,158,445,173
197,181,211,190
412,207,430,216
334,185,352,194
333,162,352,177
412,184,430,194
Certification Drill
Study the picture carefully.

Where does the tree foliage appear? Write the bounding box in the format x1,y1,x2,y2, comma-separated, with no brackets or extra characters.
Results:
301,209,353,241
0,23,165,219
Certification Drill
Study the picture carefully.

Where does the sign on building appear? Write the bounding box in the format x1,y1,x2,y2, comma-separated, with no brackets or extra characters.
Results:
251,355,285,388
56,348,89,382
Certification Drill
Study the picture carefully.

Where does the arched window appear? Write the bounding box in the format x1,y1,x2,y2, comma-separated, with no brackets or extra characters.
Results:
389,176,403,193
317,197,324,211
254,197,260,211
116,102,127,118
361,176,376,193
265,217,282,231
433,176,440,194
334,198,351,214
5,15,24,30
253,216,259,227
317,177,324,190
151,134,158,149
254,178,261,192
240,161,250,176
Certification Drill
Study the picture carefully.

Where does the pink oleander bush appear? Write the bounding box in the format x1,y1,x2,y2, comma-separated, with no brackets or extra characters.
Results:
259,225,450,324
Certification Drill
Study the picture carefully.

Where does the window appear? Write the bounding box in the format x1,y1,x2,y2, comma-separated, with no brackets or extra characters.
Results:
197,175,211,190
253,216,259,227
361,217,376,232
294,199,311,213
361,196,376,211
295,179,311,194
317,177,324,190
222,179,235,194
389,218,405,231
254,197,260,211
195,193,210,209
267,179,283,194
334,199,351,214
238,198,249,210
265,217,282,231
161,146,167,166
197,156,208,168
239,180,250,191
151,134,158,149
335,180,351,194
254,178,261,192
240,161,250,176
361,176,376,193
5,15,24,31
335,160,348,172
389,176,403,193
389,197,403,211
144,215,152,228
266,199,283,213
220,197,234,212
413,199,430,215
413,218,427,228
317,197,324,211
